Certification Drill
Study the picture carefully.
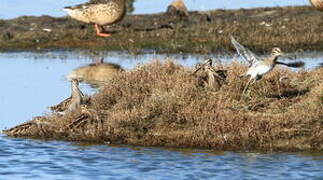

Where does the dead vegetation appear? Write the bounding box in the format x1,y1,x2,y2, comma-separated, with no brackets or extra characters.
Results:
0,6,323,53
3,59,323,152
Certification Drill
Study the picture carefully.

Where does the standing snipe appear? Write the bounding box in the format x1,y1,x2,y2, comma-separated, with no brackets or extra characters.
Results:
231,36,305,94
50,79,88,113
193,58,227,89
64,0,126,37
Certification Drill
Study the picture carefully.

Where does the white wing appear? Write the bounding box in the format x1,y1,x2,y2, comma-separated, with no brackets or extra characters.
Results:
231,36,260,67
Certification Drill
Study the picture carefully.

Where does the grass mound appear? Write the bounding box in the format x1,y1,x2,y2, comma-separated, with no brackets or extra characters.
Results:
4,60,323,151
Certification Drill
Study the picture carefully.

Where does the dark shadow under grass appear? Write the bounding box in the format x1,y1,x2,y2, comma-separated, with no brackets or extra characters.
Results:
3,60,323,152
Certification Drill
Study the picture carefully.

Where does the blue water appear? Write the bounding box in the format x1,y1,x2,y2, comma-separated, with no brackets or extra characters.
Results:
0,134,323,179
0,51,322,179
0,0,309,19
0,51,321,130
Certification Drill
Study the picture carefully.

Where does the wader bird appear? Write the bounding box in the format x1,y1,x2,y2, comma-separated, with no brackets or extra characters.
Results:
193,58,227,89
231,36,304,94
50,79,88,113
64,0,126,37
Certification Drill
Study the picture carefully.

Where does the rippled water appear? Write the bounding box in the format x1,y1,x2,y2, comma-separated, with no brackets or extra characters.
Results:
0,0,309,19
1,134,323,179
0,51,322,179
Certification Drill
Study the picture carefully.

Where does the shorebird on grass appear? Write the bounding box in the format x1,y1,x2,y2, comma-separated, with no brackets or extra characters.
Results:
50,79,89,113
231,36,305,95
193,58,227,89
64,0,126,37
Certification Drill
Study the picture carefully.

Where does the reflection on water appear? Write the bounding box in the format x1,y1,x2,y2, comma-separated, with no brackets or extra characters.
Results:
0,134,322,179
0,51,321,130
0,51,322,179
0,0,309,19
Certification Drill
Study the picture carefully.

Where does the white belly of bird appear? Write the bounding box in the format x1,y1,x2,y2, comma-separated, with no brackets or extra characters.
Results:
247,64,273,79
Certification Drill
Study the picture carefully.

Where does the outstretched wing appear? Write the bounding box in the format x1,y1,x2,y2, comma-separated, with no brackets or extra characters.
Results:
231,36,260,67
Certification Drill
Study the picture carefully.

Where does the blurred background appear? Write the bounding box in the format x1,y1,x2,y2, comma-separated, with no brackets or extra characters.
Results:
0,0,309,19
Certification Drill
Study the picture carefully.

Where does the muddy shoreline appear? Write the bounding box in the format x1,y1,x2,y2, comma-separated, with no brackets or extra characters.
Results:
0,6,323,54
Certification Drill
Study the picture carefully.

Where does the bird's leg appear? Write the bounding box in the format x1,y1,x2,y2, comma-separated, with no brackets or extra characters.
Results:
242,78,252,96
94,24,111,37
246,79,256,97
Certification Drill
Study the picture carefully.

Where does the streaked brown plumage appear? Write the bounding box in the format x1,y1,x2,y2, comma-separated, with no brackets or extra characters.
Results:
50,79,89,113
2,116,48,137
193,58,227,90
64,0,126,37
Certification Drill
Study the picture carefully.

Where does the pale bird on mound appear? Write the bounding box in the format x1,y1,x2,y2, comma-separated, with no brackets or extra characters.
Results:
64,0,126,37
231,36,305,94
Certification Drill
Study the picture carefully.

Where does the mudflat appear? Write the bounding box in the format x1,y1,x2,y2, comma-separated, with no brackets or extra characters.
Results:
0,6,322,54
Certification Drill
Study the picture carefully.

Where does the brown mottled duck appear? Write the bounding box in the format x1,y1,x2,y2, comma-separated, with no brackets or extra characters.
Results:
64,0,126,37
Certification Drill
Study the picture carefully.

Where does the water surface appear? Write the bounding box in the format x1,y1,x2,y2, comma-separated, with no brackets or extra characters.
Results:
1,134,323,179
0,51,321,130
0,0,309,19
0,51,322,179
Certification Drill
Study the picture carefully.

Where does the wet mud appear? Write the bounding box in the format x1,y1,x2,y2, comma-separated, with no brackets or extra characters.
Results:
0,6,323,54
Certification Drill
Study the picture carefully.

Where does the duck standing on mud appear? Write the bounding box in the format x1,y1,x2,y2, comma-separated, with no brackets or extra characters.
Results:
231,36,305,94
64,0,126,37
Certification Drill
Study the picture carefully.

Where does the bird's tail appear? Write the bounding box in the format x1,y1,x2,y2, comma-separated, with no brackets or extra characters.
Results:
276,61,305,68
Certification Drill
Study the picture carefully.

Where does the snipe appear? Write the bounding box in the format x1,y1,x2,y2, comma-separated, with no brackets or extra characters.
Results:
231,36,304,94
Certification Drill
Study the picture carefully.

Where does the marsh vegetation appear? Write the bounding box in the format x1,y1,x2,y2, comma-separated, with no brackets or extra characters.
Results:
4,59,322,151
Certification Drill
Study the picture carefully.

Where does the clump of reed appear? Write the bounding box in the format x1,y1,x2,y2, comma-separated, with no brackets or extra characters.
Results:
4,59,323,151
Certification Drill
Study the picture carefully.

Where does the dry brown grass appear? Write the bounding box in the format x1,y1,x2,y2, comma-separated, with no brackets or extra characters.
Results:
4,59,323,152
